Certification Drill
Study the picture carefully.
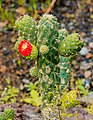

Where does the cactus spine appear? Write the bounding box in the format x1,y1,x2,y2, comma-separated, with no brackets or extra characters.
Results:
14,14,84,119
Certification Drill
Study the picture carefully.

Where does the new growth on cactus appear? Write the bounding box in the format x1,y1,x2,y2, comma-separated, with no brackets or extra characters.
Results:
14,14,84,120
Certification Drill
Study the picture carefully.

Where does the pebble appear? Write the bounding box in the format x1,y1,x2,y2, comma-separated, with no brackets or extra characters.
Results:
83,79,91,88
86,53,92,59
80,47,89,56
72,60,77,65
83,37,92,43
78,94,93,104
22,78,30,84
61,23,66,28
84,71,92,78
69,25,75,30
74,65,80,70
0,65,7,73
11,37,16,43
89,42,93,48
90,49,93,54
80,61,91,70
80,32,86,37
16,71,22,75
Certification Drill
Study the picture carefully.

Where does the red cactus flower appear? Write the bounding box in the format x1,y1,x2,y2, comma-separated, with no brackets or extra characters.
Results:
18,40,32,56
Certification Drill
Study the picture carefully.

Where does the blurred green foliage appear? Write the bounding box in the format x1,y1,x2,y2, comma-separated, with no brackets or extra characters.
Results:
21,81,41,106
76,78,89,96
0,0,51,29
0,77,19,104
0,108,14,120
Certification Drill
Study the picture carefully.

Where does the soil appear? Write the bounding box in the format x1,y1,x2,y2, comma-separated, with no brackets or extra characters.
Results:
0,103,93,120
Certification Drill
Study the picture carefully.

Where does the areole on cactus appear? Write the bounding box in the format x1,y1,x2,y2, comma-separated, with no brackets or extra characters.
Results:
14,14,84,120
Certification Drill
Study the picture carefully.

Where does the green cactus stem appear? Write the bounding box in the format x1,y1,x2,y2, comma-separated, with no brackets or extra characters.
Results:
37,14,59,48
14,14,84,120
15,14,37,45
58,33,84,57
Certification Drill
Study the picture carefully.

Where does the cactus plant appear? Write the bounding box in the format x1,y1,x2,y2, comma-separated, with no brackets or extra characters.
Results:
14,14,84,119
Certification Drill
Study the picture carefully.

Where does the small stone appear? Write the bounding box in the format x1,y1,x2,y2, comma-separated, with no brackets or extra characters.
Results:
78,113,84,120
83,79,91,89
89,42,93,48
74,65,79,70
20,83,24,90
11,37,16,43
16,70,22,75
86,53,92,59
80,61,91,70
80,32,86,37
84,71,92,78
22,78,29,84
80,47,88,56
72,60,77,65
61,23,65,28
0,65,7,73
69,25,75,30
83,37,91,43
83,79,91,85
78,94,93,104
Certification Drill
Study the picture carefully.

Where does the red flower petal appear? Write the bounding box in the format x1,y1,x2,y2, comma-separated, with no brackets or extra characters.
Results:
18,40,32,56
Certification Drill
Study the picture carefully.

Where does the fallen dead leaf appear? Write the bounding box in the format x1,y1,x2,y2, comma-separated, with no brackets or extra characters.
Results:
16,7,27,15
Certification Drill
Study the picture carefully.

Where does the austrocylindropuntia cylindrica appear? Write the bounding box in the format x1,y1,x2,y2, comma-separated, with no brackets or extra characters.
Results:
14,14,84,120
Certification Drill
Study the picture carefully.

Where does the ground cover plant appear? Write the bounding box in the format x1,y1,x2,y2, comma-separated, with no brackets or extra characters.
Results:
14,14,84,119
0,108,14,120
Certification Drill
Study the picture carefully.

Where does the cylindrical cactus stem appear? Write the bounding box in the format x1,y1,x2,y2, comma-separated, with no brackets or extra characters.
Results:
58,33,84,57
38,28,72,120
58,56,71,91
39,56,71,119
15,14,37,45
37,14,59,48
57,29,68,43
